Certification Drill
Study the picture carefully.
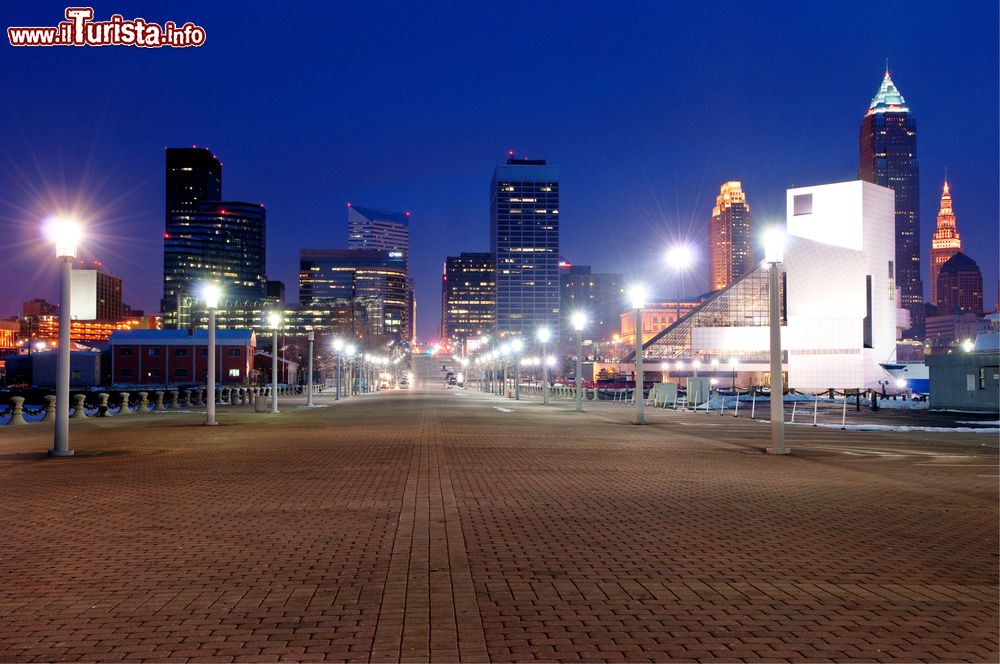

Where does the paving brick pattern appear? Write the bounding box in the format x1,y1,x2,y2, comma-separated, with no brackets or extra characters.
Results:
0,384,996,662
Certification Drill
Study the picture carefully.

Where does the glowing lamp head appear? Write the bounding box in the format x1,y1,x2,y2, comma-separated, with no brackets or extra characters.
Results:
710,378,719,385
763,227,785,264
536,327,551,343
545,355,556,367
46,216,81,259
570,311,586,331
660,362,670,371
627,284,646,310
675,360,684,371
345,343,356,357
962,339,975,352
895,378,907,389
729,357,739,368
511,338,524,353
665,244,695,270
692,359,701,369
711,358,720,368
202,283,221,309
333,338,344,351
267,311,282,329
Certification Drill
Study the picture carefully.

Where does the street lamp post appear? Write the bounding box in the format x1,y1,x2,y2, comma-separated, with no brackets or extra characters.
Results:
629,285,646,424
571,312,586,412
345,344,356,396
764,228,788,455
332,338,343,400
48,218,80,457
729,357,738,390
203,284,221,426
268,311,281,413
537,327,551,405
512,338,523,400
306,331,315,406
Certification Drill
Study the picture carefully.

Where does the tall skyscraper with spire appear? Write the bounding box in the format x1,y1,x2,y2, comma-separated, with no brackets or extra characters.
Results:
708,181,753,292
930,178,962,308
859,69,923,336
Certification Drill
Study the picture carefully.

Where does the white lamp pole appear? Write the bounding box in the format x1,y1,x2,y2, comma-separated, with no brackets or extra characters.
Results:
537,327,551,405
764,228,788,455
571,312,586,412
203,284,221,426
306,331,314,406
345,344,356,396
333,338,343,400
511,338,523,400
268,311,281,413
49,218,80,457
629,285,647,425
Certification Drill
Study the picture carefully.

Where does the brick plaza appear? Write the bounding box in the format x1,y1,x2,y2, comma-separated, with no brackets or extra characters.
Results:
0,376,997,662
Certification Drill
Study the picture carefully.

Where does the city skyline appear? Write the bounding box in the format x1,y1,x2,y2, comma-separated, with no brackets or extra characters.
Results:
0,2,997,342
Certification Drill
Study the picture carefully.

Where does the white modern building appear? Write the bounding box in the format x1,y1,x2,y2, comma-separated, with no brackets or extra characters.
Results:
638,180,898,391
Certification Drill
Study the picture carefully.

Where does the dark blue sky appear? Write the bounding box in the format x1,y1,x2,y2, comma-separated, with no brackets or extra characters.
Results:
2,0,997,341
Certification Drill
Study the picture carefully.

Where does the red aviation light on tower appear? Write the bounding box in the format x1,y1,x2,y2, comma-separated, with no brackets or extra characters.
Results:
405,211,411,217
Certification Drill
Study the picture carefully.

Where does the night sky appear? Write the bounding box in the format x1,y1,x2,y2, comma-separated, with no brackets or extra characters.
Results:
1,0,997,342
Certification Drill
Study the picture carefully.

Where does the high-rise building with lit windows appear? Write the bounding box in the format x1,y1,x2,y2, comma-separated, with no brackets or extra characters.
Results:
708,181,753,292
490,157,560,339
441,253,495,342
936,252,983,316
930,179,962,307
347,205,414,342
162,148,268,329
859,70,922,336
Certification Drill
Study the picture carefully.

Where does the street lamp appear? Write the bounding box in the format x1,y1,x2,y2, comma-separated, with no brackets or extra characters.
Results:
46,217,80,457
628,284,647,424
665,244,695,328
763,227,788,455
692,359,701,377
729,357,739,390
570,311,586,412
332,338,344,400
511,338,524,400
202,283,221,426
267,311,281,413
306,330,315,406
537,327,551,405
345,343,356,396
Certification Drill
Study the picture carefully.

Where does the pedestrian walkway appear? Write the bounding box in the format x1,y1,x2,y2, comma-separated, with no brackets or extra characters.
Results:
0,383,996,662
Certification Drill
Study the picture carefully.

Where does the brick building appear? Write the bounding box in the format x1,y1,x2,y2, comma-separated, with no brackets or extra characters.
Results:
109,329,255,386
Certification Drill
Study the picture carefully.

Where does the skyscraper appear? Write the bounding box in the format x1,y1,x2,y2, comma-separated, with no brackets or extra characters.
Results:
299,249,407,343
859,70,922,335
163,201,267,328
162,148,268,329
559,262,624,349
346,205,414,342
930,179,962,307
491,157,560,339
708,181,753,292
70,260,123,321
936,252,983,315
441,253,495,343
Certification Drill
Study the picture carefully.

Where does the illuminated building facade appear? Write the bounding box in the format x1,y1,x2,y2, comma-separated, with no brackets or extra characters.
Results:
299,249,407,343
491,157,560,339
619,301,701,347
441,253,495,343
936,252,983,315
559,263,624,349
859,71,923,336
347,205,414,342
708,181,753,292
162,148,268,329
930,179,962,307
70,260,122,321
637,180,897,390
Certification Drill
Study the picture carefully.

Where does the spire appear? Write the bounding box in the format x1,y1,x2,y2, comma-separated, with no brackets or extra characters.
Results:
867,69,909,115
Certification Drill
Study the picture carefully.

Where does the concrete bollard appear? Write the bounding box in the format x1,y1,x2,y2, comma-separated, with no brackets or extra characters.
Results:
42,395,57,422
192,389,202,406
222,387,231,404
138,392,149,412
183,389,193,407
118,392,133,415
240,387,248,405
154,391,165,410
97,393,113,417
254,392,268,413
248,388,256,405
169,389,179,409
71,394,87,418
8,396,27,425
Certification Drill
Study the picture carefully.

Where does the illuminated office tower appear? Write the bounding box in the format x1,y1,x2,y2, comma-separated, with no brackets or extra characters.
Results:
347,205,414,342
708,181,753,291
929,179,962,307
441,253,495,343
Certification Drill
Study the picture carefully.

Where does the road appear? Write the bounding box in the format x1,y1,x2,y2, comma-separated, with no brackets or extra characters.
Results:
0,356,996,662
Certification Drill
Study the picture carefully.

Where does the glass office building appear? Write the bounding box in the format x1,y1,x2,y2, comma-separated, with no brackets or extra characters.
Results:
490,158,560,339
441,252,495,342
859,71,922,336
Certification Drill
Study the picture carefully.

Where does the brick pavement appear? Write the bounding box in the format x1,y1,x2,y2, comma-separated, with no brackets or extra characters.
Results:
0,381,996,662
